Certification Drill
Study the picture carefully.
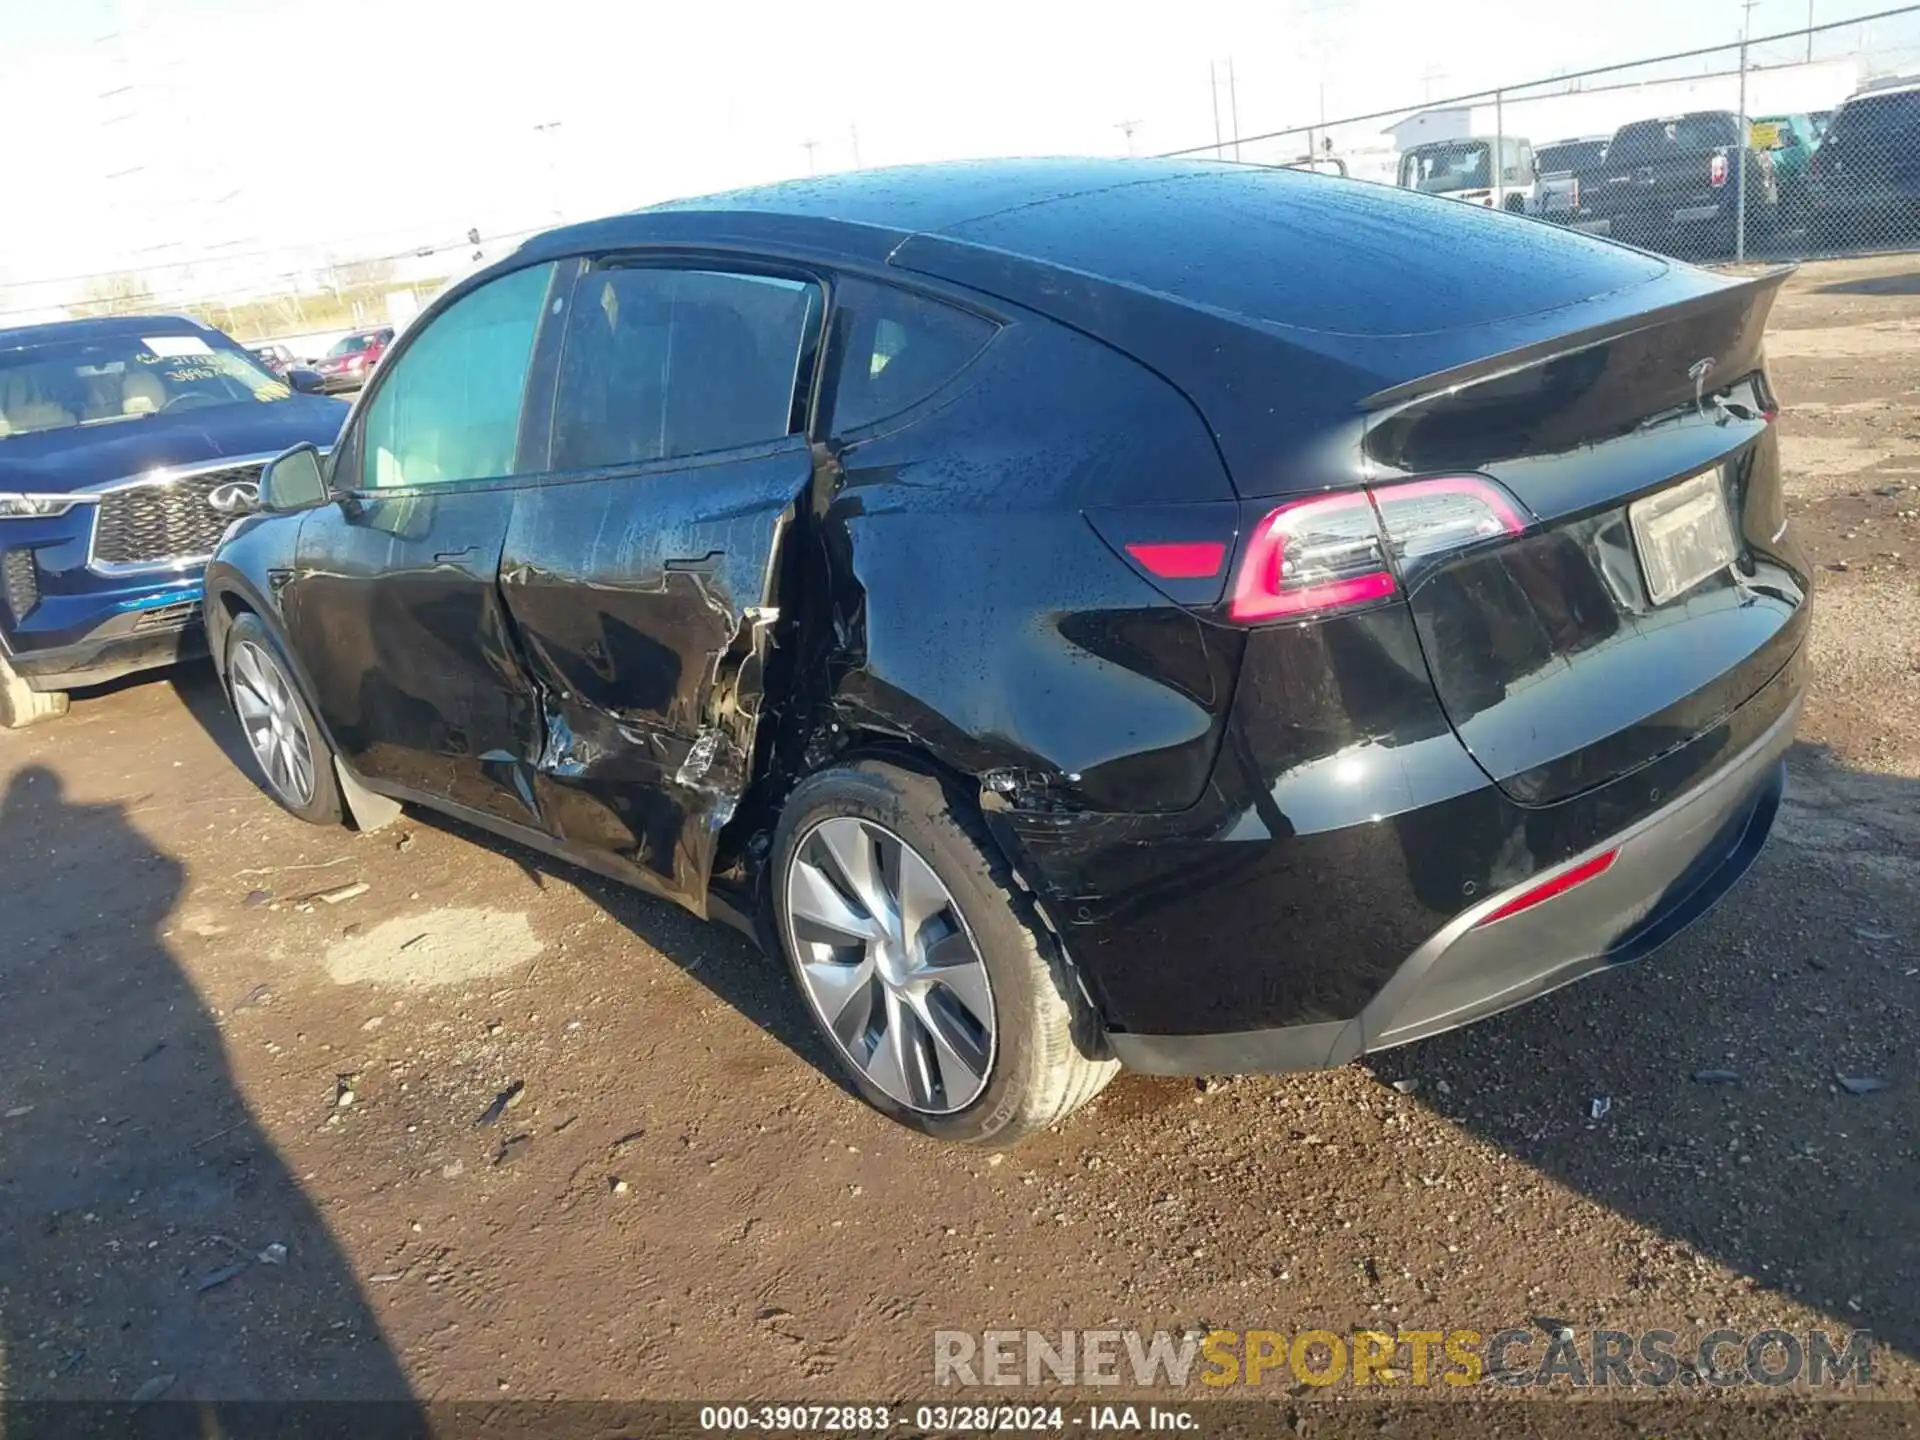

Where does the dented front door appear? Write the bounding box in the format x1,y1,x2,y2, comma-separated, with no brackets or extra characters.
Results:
497,439,814,915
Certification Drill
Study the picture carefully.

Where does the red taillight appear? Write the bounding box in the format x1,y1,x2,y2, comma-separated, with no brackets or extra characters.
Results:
1476,849,1618,926
1228,476,1526,624
1709,153,1730,187
1229,491,1397,622
1125,541,1227,580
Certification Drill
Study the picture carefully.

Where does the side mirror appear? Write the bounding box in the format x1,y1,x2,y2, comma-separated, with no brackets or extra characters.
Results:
259,443,331,514
286,367,326,395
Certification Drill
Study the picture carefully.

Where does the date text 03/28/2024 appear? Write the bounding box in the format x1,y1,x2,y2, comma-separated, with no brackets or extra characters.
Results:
696,1405,1193,1432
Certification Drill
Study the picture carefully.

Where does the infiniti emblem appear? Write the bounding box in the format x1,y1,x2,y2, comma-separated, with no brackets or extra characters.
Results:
206,480,261,515
1688,356,1717,412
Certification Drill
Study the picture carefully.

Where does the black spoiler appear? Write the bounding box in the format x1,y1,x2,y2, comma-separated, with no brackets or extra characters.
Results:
1359,264,1796,413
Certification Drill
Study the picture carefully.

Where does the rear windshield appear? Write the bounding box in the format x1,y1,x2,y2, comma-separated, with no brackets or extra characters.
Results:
1537,140,1607,173
1609,113,1740,162
926,165,1669,338
1399,141,1490,193
0,334,289,439
1830,90,1920,138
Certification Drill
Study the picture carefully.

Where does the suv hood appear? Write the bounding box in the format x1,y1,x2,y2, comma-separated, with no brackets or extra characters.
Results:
0,396,347,493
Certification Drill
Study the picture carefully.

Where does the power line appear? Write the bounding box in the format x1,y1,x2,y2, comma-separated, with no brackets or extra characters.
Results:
1158,0,1920,157
0,221,559,325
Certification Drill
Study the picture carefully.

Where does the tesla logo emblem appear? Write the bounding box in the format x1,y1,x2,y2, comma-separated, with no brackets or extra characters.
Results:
206,480,261,515
1689,356,1717,411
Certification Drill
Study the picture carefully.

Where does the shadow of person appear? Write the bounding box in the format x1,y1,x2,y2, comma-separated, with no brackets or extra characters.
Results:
0,764,411,1402
1365,741,1920,1363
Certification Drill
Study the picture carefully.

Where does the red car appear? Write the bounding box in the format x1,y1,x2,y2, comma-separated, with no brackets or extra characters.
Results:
312,327,394,393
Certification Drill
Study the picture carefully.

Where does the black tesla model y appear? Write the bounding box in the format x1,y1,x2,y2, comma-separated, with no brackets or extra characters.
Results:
207,159,1808,1145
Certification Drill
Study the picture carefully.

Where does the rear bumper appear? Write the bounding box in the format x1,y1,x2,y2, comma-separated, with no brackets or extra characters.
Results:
1108,685,1798,1075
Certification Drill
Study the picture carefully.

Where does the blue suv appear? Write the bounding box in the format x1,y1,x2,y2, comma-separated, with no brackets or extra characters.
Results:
0,316,348,726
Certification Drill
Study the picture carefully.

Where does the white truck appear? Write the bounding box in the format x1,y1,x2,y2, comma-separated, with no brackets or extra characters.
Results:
1396,136,1554,214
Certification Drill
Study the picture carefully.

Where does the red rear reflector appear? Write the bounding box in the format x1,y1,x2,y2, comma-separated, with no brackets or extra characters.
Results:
1476,849,1619,926
1126,541,1227,580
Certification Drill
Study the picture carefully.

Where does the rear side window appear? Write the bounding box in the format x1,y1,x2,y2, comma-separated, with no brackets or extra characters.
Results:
551,267,820,470
826,278,996,434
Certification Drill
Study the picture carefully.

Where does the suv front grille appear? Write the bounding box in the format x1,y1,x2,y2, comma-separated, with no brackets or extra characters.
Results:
92,463,263,568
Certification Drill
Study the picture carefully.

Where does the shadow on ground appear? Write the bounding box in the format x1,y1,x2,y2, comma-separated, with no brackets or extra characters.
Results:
0,763,410,1401
171,656,1920,1370
1814,268,1920,297
171,659,842,1086
1363,742,1920,1358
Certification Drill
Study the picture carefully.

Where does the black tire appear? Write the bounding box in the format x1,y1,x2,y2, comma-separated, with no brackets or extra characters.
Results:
772,757,1117,1146
0,649,67,729
223,612,343,826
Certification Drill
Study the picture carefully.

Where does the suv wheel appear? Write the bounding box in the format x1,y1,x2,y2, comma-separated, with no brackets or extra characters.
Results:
225,613,342,825
0,651,68,729
772,758,1116,1146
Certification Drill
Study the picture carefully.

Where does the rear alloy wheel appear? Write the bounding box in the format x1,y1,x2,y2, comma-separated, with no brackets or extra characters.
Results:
224,613,342,826
773,759,1116,1146
787,816,997,1113
0,650,68,730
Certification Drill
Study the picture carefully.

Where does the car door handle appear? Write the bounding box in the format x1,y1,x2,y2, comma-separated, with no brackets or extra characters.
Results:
434,546,477,563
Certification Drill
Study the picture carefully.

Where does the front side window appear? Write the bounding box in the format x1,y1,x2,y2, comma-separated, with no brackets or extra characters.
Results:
826,278,997,434
358,263,553,490
550,267,821,472
0,333,289,439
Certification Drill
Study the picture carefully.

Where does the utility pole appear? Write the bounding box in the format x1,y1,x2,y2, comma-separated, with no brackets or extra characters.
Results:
1115,119,1143,155
801,138,820,175
1210,62,1224,159
1228,58,1242,161
1807,0,1815,61
1737,0,1756,261
533,121,564,222
849,124,862,168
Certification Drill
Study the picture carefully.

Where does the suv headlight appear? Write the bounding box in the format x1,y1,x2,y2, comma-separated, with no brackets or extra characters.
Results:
0,494,85,519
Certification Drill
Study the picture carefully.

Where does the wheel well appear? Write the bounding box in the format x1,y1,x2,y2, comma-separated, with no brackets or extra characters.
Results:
214,587,255,622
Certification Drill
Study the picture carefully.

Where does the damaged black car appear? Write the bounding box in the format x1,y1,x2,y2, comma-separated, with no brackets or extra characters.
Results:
206,158,1809,1145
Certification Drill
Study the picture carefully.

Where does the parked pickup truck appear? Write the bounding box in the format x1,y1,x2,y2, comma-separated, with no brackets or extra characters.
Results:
1532,136,1611,223
1571,111,1779,254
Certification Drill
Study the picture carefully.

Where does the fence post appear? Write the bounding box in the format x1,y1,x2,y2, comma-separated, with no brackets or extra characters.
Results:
1494,88,1505,210
1736,37,1749,262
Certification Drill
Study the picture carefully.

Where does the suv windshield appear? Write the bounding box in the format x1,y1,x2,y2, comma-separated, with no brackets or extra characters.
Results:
1399,141,1491,193
0,333,289,439
327,332,383,357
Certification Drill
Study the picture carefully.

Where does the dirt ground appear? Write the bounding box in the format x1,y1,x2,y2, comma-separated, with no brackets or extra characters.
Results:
2,255,1917,1411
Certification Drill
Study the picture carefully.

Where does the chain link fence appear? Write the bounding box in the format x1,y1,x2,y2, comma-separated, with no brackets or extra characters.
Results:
1166,4,1920,266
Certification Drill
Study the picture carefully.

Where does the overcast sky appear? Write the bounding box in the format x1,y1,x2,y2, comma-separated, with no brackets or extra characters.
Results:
1,0,1910,309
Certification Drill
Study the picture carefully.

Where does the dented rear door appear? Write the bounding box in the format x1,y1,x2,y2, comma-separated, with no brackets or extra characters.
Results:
496,261,824,916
